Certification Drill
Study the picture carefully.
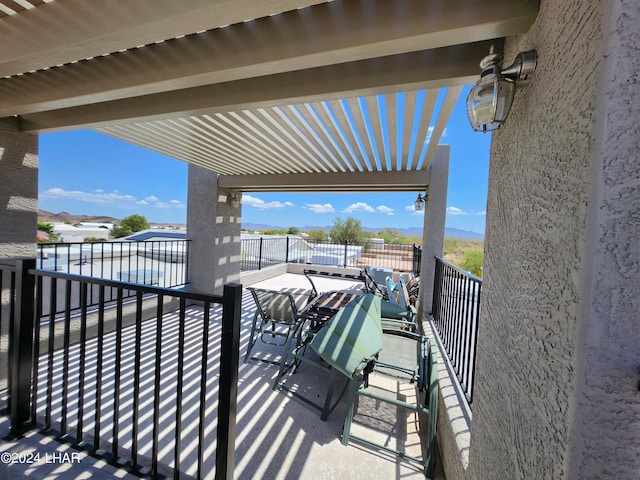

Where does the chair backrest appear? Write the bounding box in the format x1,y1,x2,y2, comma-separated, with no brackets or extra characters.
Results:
310,294,384,378
385,277,399,305
248,287,300,325
405,275,420,298
361,268,387,300
397,276,410,309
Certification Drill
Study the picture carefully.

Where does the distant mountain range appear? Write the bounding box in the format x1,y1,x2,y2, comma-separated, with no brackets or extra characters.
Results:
38,210,484,240
38,210,119,224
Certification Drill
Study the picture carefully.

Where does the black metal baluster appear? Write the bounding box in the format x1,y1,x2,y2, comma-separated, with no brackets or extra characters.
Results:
60,279,72,436
31,275,43,426
174,297,187,479
197,302,211,479
45,277,57,430
285,236,290,264
111,288,124,461
76,281,88,442
93,285,105,453
461,276,473,393
131,291,143,468
216,283,242,480
151,294,164,478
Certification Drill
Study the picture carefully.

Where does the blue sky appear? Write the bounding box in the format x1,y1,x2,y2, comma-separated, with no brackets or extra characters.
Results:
38,86,490,234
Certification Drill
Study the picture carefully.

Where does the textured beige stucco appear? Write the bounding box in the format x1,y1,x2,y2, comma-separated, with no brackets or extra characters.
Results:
0,117,38,261
420,145,449,316
186,165,242,295
568,0,640,476
466,0,640,478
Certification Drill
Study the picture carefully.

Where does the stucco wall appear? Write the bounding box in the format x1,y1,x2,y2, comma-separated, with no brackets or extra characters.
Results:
467,0,639,478
0,117,38,260
186,165,242,295
568,0,640,476
420,145,449,316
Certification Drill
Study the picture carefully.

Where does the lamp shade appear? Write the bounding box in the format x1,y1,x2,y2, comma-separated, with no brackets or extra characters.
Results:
466,69,516,132
467,49,536,132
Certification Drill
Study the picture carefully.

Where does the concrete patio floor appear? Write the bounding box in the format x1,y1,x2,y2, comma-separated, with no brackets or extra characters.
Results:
0,273,444,479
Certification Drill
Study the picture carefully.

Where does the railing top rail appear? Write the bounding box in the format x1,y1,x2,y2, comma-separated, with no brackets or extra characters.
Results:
435,256,483,283
0,262,17,271
29,267,223,304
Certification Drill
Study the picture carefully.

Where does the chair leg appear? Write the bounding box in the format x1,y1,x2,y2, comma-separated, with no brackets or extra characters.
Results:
341,378,359,445
320,369,338,421
243,311,261,363
273,321,301,390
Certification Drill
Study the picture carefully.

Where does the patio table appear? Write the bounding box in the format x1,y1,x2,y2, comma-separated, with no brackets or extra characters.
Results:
303,290,360,321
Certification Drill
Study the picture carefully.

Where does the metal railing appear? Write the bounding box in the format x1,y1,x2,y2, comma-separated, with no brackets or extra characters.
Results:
0,263,16,395
37,240,190,313
7,259,242,480
241,236,421,275
431,257,481,408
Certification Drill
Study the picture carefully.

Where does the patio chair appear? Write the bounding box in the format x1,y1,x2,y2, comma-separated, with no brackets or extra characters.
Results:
380,299,417,332
397,275,413,309
244,287,308,366
341,331,440,478
297,293,438,475
303,268,366,302
385,276,400,305
274,293,384,420
405,274,420,301
382,276,417,332
361,267,389,301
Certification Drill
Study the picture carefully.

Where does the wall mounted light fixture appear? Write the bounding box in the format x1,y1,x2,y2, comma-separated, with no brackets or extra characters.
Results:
466,48,537,132
227,193,240,208
415,190,428,211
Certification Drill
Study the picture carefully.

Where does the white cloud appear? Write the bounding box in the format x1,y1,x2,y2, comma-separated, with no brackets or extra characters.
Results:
376,205,395,215
343,202,375,213
447,206,468,215
306,203,335,213
40,187,185,209
476,210,486,216
243,194,293,210
41,187,136,205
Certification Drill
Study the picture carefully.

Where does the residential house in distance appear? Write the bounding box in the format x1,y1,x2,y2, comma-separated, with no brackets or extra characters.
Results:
51,222,113,242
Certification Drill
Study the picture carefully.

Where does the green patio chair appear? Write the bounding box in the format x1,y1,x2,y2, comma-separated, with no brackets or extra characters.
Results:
274,293,384,420
361,268,389,301
380,299,418,332
244,287,307,366
341,333,439,478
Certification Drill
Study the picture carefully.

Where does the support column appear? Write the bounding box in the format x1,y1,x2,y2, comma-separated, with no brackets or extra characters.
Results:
420,145,450,316
186,164,242,295
0,117,38,261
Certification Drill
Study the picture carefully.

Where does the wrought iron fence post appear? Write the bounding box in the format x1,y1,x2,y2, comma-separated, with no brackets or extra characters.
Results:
258,237,263,270
9,258,36,437
285,236,290,264
216,282,242,480
343,240,348,268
